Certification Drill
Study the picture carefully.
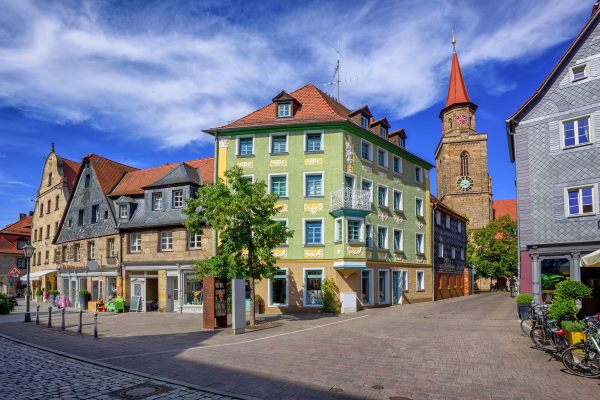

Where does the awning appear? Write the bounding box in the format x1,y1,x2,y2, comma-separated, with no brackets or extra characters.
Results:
19,269,56,281
581,249,600,267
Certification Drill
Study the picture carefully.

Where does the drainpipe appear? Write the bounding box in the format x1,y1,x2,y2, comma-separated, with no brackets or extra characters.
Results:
212,130,218,259
177,264,183,314
508,121,522,295
431,203,436,302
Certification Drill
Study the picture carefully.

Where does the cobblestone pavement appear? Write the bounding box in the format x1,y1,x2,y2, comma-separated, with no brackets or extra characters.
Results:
2,293,600,399
0,337,238,400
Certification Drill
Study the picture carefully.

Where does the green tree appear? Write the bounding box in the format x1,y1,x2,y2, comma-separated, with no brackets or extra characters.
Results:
467,215,518,281
183,166,293,326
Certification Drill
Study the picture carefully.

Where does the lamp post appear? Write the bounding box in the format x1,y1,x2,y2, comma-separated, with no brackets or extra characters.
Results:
19,241,35,323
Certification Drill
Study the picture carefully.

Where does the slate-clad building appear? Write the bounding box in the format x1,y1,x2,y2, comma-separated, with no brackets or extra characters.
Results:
431,196,469,300
0,214,32,295
507,4,600,315
54,154,214,313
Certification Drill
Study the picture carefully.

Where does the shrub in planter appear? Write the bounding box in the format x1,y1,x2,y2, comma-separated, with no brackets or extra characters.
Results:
78,290,90,310
515,294,533,319
0,293,15,314
35,288,43,296
254,294,265,314
322,277,340,314
561,320,586,345
548,280,592,322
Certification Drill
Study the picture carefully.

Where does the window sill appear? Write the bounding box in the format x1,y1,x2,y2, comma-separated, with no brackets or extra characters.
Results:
237,154,255,158
562,142,593,150
304,244,325,247
304,196,324,199
361,157,373,163
188,247,202,251
304,150,324,154
160,250,174,252
571,76,588,83
269,152,289,156
566,212,596,218
268,303,288,307
274,196,289,200
303,304,323,308
347,241,365,245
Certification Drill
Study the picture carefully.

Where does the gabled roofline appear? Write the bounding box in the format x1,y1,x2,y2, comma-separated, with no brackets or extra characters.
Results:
506,10,600,162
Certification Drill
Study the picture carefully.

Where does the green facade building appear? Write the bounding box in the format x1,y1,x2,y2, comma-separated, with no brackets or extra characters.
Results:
206,84,434,312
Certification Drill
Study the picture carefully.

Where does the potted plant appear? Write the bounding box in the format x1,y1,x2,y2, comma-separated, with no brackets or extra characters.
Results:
78,289,90,310
0,293,15,315
561,320,586,345
515,293,533,319
35,288,43,303
49,290,60,306
254,294,265,314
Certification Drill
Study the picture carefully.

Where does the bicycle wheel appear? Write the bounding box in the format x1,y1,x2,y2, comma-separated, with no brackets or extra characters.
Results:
562,344,600,378
530,326,549,348
520,319,532,336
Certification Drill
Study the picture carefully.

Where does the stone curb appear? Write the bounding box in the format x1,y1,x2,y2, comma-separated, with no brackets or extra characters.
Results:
0,332,260,400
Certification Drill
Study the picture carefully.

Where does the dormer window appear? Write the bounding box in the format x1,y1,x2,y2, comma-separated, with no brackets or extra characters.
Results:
84,174,91,188
119,205,128,219
277,102,292,118
173,189,184,208
152,192,163,211
380,127,388,139
361,115,369,129
400,138,406,148
571,64,587,82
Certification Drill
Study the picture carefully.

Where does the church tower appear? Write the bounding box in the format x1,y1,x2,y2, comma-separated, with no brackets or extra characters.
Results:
435,37,492,229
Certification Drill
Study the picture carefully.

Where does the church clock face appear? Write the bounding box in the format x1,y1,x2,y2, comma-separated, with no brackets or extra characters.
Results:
457,176,473,191
456,113,469,126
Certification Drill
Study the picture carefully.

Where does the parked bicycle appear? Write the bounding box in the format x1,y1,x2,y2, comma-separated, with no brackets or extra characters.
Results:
529,311,569,359
561,316,600,377
520,301,549,337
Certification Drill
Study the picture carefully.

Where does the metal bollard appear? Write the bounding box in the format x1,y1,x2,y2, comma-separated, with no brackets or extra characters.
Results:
35,304,40,325
93,312,98,339
47,306,52,327
77,310,82,334
61,308,65,330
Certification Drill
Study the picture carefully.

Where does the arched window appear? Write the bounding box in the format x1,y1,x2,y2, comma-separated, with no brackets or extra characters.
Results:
460,151,469,176
447,118,453,129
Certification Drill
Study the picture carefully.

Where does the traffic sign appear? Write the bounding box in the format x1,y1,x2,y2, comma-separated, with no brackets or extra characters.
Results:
8,265,22,276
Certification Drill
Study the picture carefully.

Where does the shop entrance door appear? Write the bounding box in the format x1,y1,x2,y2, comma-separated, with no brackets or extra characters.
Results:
166,276,176,312
70,278,77,306
392,271,400,304
130,278,145,312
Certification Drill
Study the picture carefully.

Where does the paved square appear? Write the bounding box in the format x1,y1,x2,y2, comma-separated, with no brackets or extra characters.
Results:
2,294,599,399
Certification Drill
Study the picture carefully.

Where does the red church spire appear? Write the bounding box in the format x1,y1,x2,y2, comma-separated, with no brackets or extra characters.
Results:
445,34,473,108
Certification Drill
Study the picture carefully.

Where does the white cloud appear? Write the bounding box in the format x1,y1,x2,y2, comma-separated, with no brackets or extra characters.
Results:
0,0,591,147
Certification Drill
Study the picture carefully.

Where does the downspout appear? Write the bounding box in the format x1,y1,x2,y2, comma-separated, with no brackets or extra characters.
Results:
212,129,218,259
431,202,436,301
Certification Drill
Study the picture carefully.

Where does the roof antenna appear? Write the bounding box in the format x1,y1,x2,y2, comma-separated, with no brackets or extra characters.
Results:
322,42,357,102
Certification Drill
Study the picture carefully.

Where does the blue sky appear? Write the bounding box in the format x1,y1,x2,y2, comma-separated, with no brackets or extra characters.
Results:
0,0,594,227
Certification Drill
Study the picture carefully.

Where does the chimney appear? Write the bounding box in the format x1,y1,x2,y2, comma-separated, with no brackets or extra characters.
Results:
19,213,26,220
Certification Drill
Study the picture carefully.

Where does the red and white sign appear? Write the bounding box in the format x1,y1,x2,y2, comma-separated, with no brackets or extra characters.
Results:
7,265,21,276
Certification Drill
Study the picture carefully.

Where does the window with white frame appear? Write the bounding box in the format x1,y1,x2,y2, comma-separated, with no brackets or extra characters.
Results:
160,231,173,251
271,134,287,153
393,156,402,174
379,270,389,303
277,102,292,118
400,270,408,291
436,211,441,225
378,185,388,207
377,226,388,249
361,115,370,129
270,269,288,306
393,229,403,252
188,231,202,249
75,244,81,261
119,204,128,219
361,141,372,161
304,269,323,306
416,271,425,291
305,220,323,244
335,218,343,242
129,233,141,253
446,215,451,229
416,233,424,254
393,190,403,211
438,242,444,258
562,117,591,148
305,173,323,197
566,186,595,216
361,179,373,201
365,223,373,247
88,241,95,260
305,132,323,152
173,190,184,208
461,248,465,260
361,269,373,304
270,174,288,197
458,221,462,233
108,238,116,257
415,198,424,217
377,148,387,167
571,64,587,81
380,127,388,139
347,219,362,242
152,192,163,211
238,137,254,155
415,166,423,183
451,247,456,259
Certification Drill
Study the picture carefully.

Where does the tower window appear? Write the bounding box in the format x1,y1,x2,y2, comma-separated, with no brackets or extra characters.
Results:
447,118,453,129
460,151,469,176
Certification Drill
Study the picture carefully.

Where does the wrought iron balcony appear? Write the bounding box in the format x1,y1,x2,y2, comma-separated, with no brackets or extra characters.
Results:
329,187,372,217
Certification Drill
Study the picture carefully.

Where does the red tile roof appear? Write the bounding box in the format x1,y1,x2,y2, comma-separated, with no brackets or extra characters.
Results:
87,154,139,195
61,158,81,193
493,199,517,221
214,83,351,130
1,216,32,236
445,52,472,108
110,157,214,197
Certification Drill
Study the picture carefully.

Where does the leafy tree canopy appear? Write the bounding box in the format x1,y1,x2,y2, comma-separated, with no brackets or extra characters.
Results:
467,215,517,279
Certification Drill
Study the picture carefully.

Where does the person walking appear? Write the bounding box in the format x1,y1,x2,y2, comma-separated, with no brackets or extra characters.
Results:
509,276,516,298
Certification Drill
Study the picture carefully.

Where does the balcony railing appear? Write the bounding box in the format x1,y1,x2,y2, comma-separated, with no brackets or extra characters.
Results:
330,187,372,213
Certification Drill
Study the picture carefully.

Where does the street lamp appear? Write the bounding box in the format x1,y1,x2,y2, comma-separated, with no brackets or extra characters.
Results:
19,241,35,323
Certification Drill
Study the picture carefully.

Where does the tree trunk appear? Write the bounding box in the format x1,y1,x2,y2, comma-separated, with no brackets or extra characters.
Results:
248,238,256,327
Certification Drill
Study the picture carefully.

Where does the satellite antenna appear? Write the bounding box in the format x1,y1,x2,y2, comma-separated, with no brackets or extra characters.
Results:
322,42,357,102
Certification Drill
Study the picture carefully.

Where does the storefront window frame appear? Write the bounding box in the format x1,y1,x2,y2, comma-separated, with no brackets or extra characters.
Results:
268,268,288,307
303,268,324,307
